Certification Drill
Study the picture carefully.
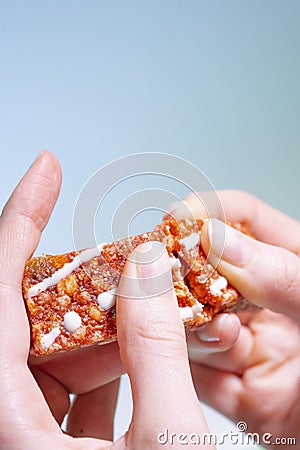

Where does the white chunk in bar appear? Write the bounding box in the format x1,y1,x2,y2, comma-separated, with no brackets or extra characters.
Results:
170,255,181,270
192,301,203,316
210,276,228,296
182,232,200,251
63,311,82,333
179,306,194,321
97,288,117,310
179,300,204,321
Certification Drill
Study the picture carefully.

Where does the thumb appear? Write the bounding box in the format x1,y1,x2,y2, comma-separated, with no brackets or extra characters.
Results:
201,219,300,321
116,241,208,444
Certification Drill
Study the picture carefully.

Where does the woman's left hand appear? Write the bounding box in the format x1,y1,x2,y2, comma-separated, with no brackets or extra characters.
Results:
0,151,212,449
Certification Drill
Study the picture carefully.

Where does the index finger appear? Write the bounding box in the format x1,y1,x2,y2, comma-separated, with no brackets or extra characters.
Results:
0,150,62,348
167,190,300,254
0,150,62,354
0,150,62,436
0,150,62,284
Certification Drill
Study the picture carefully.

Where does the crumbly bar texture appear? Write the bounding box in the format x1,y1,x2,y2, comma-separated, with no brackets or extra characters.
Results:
23,218,250,356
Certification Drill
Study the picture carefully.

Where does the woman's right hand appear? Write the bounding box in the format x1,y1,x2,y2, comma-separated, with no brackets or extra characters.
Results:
168,190,300,448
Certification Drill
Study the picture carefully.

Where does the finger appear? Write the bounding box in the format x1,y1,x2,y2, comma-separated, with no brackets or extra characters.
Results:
191,309,297,377
32,341,124,394
191,311,300,425
117,241,209,444
188,322,253,376
190,363,241,421
0,151,62,434
201,219,300,321
167,190,300,254
0,150,62,358
236,311,255,325
0,150,62,277
67,378,120,440
187,313,241,354
31,367,70,425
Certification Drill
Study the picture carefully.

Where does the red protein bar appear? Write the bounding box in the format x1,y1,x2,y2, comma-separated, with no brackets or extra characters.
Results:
23,218,250,356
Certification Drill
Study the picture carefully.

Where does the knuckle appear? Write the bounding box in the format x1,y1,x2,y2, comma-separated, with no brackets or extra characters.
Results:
133,317,187,356
8,199,48,234
0,280,19,295
3,172,58,234
272,249,300,297
221,189,256,205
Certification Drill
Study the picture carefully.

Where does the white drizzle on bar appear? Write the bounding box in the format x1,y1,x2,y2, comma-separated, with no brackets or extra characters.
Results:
40,327,61,349
27,243,106,298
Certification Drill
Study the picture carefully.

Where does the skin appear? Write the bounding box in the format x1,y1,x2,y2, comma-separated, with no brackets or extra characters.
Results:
0,151,212,449
168,191,300,449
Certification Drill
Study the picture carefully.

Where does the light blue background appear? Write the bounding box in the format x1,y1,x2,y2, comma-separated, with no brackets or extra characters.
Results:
1,1,299,448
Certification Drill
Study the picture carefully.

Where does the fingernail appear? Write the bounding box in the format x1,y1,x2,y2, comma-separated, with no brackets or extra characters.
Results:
30,150,46,168
133,241,173,297
134,241,165,278
208,218,254,267
166,201,194,220
196,313,232,342
36,149,47,160
196,325,221,343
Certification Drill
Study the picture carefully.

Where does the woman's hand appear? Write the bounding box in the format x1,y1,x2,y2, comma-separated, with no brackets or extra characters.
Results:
169,189,300,318
168,190,300,447
0,151,212,449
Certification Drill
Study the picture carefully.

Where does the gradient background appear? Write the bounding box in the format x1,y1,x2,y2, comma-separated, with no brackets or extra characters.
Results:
1,1,299,448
